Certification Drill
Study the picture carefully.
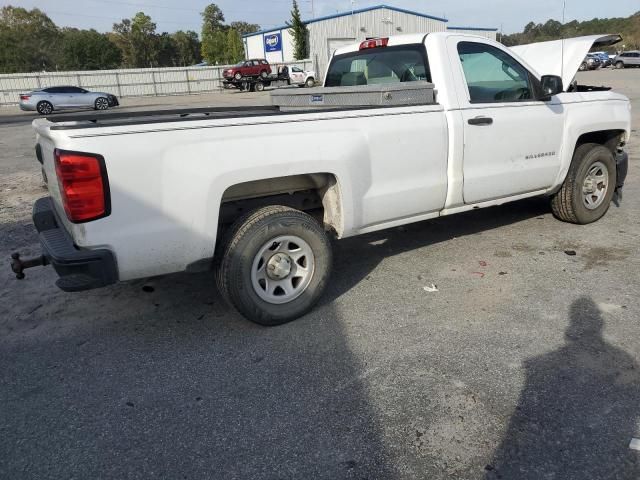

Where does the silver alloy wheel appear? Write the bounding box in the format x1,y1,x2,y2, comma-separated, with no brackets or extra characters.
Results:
251,235,315,304
582,161,609,210
95,97,109,110
38,102,52,115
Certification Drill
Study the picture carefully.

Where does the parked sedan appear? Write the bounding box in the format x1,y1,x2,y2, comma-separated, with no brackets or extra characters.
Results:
19,86,119,115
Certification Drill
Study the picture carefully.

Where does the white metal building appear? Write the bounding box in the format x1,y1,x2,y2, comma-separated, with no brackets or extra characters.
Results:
243,4,497,78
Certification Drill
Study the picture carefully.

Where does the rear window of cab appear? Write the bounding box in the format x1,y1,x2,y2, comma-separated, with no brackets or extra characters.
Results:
325,44,431,87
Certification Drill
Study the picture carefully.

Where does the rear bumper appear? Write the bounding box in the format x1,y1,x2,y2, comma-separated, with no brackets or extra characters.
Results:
19,102,36,111
33,197,118,291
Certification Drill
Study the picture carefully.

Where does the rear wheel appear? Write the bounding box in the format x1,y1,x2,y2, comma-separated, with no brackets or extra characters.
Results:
94,97,109,110
550,143,616,224
615,61,624,69
36,101,53,115
215,206,332,326
255,82,265,92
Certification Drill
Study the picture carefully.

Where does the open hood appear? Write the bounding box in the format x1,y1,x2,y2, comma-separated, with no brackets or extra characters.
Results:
510,34,622,91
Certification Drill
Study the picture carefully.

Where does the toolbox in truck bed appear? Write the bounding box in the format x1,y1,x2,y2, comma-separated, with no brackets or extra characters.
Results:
270,81,436,111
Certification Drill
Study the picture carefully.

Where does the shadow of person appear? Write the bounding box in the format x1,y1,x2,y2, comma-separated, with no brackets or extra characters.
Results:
487,297,640,479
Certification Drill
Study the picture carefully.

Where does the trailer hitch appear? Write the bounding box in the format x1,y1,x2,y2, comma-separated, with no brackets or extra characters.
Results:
10,252,48,279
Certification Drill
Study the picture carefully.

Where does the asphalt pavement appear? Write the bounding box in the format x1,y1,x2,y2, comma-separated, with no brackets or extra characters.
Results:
0,69,639,479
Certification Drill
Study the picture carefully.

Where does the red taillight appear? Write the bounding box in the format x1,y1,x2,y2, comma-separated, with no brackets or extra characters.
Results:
20,94,31,100
359,38,389,50
54,149,109,223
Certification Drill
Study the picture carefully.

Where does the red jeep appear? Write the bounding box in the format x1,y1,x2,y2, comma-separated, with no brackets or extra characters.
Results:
223,59,272,80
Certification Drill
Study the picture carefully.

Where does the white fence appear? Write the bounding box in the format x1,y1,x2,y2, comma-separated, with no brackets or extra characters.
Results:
0,60,313,106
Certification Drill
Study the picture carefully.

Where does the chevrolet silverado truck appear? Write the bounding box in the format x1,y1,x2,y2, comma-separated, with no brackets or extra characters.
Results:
11,32,631,325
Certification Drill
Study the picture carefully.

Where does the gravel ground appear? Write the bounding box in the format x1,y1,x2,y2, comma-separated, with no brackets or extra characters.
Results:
1,69,639,480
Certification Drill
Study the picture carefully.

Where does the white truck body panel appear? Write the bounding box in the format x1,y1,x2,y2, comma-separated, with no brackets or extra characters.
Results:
33,32,631,282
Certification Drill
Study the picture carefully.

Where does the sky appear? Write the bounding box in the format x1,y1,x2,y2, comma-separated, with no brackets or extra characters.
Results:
3,0,639,35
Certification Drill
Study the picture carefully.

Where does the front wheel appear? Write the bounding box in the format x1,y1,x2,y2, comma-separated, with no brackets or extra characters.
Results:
94,97,109,110
255,82,265,92
305,77,315,88
260,70,269,79
234,72,242,80
550,143,616,224
215,206,332,325
36,101,53,115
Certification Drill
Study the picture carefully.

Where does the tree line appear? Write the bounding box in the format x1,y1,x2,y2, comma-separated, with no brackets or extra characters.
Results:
502,11,640,50
0,3,261,73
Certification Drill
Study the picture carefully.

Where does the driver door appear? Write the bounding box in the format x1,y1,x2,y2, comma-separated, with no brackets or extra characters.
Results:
451,39,565,204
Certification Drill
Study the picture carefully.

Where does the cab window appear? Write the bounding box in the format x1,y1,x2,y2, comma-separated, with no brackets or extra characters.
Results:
325,45,430,87
457,42,534,103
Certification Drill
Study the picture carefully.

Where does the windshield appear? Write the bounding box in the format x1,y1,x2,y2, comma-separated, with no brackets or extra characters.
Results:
325,44,430,87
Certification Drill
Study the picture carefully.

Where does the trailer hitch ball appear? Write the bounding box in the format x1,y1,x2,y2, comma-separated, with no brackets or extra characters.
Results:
10,252,47,280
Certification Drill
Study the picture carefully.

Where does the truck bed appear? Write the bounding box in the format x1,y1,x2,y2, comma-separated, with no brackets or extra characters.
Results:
44,82,437,130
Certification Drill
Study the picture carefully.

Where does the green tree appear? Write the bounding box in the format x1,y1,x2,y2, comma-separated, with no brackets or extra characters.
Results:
156,32,178,66
112,12,159,67
224,28,245,64
201,3,227,64
502,11,640,49
229,21,260,35
172,30,201,65
59,28,121,70
0,6,60,72
288,0,308,60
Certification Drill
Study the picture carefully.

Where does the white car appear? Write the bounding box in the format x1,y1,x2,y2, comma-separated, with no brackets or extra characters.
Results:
19,86,119,115
285,65,316,87
12,32,631,325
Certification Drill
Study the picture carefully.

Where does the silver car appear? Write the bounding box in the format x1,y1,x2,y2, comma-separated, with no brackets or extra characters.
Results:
613,51,640,69
19,86,119,115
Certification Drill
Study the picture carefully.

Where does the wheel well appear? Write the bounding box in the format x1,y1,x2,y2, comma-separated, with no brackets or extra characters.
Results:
575,130,625,153
219,173,343,236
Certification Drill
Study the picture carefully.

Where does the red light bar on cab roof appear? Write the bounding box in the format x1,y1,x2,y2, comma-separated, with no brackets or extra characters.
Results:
359,38,389,50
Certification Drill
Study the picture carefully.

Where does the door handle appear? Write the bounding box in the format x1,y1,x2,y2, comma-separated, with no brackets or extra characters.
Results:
468,116,493,126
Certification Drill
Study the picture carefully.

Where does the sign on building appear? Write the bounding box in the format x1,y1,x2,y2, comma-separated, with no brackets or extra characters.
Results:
264,33,282,52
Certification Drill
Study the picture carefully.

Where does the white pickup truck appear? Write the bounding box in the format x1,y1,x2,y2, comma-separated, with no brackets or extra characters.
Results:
12,32,631,325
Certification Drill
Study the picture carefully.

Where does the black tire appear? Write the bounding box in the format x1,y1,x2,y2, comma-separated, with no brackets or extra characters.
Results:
215,206,332,326
94,97,109,110
550,143,616,224
615,61,624,69
255,82,265,92
305,77,315,88
36,101,53,115
579,62,587,71
260,70,269,79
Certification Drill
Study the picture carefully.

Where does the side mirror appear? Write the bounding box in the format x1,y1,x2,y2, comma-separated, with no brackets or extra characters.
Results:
540,75,563,99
